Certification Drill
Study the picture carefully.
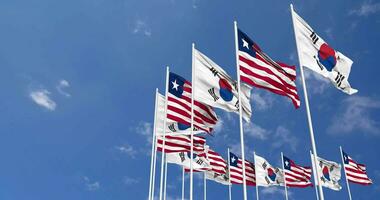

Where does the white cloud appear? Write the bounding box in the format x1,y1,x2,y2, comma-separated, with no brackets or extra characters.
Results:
349,1,380,16
271,126,298,152
83,176,100,191
261,187,292,198
213,117,224,135
56,79,71,97
132,19,152,37
115,144,137,158
328,96,380,135
29,89,57,111
301,68,330,94
324,28,334,40
251,92,275,111
123,176,139,185
244,122,270,140
136,121,153,144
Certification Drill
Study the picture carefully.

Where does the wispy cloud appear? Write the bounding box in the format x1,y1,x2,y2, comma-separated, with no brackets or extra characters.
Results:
261,187,292,198
132,19,152,37
29,89,57,111
328,96,380,135
251,92,275,111
135,121,153,144
349,1,380,16
83,176,100,191
56,79,71,97
115,144,137,158
271,126,298,152
244,123,298,152
244,122,270,140
123,176,139,185
301,68,330,94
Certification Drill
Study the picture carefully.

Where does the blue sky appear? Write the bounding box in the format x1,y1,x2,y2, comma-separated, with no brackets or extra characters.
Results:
1,0,380,199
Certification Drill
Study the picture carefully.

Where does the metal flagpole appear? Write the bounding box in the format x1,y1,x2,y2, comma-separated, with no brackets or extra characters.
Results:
204,172,207,200
151,130,159,200
182,167,185,200
281,152,289,200
159,67,170,200
340,146,353,200
190,43,195,200
310,151,320,200
290,4,324,200
148,89,159,200
234,20,248,200
227,148,232,200
164,160,168,200
254,152,259,200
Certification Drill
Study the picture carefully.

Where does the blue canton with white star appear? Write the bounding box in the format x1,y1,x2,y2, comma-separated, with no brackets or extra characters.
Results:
168,72,186,98
342,150,349,164
283,155,292,170
229,152,239,167
238,29,257,58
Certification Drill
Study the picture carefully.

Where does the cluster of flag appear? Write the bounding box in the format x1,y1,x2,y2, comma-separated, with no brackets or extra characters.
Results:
148,4,372,200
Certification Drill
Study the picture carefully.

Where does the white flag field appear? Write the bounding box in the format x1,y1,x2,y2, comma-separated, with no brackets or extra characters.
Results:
311,154,342,191
292,9,357,95
166,151,211,170
193,48,252,122
255,154,284,187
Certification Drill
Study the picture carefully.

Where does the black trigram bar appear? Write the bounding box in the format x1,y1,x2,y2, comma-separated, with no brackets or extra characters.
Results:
209,67,218,76
310,32,319,44
335,72,345,88
208,88,219,101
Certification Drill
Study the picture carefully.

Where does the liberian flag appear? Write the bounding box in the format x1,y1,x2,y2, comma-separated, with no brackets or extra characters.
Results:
229,152,256,186
342,150,373,185
237,28,300,108
283,155,313,188
156,135,205,153
167,72,218,134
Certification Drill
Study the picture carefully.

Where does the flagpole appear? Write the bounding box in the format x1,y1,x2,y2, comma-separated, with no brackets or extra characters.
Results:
182,167,185,200
310,151,320,200
190,42,196,200
340,146,353,200
234,20,248,200
159,66,170,200
148,89,159,200
227,148,232,200
151,129,159,200
254,151,259,200
281,152,289,200
204,172,207,200
164,159,168,200
290,4,324,200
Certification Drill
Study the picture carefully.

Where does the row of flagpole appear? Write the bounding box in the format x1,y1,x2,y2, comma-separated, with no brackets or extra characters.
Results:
147,4,364,200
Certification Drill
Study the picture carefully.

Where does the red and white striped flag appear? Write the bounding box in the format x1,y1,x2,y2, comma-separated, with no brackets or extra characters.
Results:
167,72,218,134
342,150,373,185
156,135,205,153
237,28,300,108
283,155,313,188
229,152,256,186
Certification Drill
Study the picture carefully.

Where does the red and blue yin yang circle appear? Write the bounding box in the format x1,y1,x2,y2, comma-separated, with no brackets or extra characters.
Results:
318,43,337,71
322,166,331,181
267,168,277,182
177,122,190,131
218,78,234,102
